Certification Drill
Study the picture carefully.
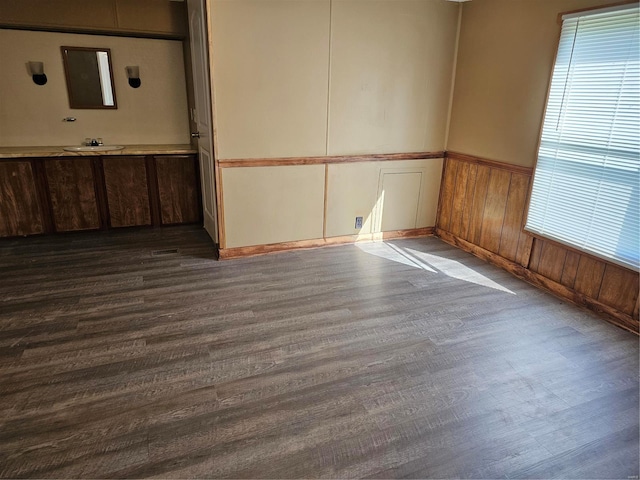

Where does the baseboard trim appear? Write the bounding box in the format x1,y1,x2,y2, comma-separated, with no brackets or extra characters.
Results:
436,228,639,335
218,227,434,260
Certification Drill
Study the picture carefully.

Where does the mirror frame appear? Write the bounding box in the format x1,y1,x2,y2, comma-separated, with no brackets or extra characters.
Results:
61,46,118,109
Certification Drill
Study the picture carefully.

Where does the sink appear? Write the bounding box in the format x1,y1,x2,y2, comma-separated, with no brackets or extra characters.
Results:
63,145,125,152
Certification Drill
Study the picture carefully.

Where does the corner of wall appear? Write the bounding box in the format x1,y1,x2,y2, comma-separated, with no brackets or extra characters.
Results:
443,2,463,152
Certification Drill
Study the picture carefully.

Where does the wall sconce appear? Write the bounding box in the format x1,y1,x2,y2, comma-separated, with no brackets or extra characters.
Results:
126,66,141,88
28,61,47,85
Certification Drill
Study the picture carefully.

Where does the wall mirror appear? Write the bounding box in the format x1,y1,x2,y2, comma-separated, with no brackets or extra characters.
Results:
61,46,117,109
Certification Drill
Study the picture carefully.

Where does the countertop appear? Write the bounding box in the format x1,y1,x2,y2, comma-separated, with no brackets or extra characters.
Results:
0,144,197,159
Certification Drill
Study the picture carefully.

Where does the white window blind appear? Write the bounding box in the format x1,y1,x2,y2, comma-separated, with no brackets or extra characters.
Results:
525,4,640,270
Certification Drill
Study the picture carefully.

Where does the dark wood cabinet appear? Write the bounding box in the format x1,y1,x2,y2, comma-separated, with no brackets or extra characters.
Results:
102,157,151,228
0,161,44,237
0,153,200,238
45,158,100,232
155,155,200,225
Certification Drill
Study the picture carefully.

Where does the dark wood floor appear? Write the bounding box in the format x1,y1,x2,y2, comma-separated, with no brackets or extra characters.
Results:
0,226,638,479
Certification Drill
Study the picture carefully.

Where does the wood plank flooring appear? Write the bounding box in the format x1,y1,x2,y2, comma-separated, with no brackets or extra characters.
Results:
0,226,638,479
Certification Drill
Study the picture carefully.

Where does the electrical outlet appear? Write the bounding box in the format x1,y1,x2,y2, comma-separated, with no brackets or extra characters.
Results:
355,216,363,229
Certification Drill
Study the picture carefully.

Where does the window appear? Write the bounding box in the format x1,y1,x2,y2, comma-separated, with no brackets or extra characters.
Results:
525,4,639,270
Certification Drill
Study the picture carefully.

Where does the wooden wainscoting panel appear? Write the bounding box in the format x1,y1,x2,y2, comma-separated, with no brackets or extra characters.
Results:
533,240,568,284
437,159,458,232
515,224,534,268
478,169,511,253
155,155,200,225
560,251,581,289
459,163,478,241
436,228,638,333
437,153,638,332
0,161,44,237
527,239,544,273
102,157,151,228
498,173,530,262
446,151,534,176
468,164,491,245
45,158,100,232
573,255,607,299
598,264,639,316
449,161,470,238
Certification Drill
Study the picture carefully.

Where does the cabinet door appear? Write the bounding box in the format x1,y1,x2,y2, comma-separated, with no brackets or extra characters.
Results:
102,157,151,227
45,158,100,232
0,161,44,237
155,155,200,225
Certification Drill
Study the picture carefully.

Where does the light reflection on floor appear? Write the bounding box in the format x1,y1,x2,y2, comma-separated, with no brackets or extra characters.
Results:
355,241,515,295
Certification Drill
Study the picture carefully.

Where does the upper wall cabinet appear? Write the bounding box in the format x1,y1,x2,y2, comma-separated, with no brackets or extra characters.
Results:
115,0,187,38
0,0,187,39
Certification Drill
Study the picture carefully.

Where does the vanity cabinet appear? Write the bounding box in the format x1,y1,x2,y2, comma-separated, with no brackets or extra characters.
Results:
155,155,200,225
44,158,100,232
0,161,44,236
0,153,201,238
102,157,151,227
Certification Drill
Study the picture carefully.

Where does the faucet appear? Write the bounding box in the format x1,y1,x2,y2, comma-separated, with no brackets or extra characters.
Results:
84,138,104,146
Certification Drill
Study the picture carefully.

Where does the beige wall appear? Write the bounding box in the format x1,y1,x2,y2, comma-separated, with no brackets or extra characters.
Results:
328,0,458,155
211,0,331,159
447,0,625,167
0,29,190,146
325,159,443,238
222,165,326,248
222,158,443,248
212,0,459,249
211,0,459,159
